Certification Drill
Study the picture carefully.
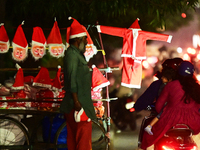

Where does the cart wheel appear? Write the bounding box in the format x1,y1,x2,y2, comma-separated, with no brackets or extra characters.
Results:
54,122,67,150
91,120,106,145
54,120,106,150
0,116,30,150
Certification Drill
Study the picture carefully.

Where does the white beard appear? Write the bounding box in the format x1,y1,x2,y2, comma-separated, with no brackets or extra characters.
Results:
79,41,86,53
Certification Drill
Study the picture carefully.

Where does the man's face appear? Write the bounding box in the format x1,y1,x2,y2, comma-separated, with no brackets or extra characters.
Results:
78,36,87,53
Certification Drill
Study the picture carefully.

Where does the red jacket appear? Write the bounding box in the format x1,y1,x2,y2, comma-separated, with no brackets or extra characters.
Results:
141,80,200,149
96,25,172,59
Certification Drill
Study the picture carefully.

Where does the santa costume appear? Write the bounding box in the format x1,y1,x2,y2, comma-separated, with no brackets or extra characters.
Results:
96,18,172,88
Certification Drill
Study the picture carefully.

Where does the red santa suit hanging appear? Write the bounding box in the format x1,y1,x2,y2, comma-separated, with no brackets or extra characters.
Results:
96,18,172,59
31,27,46,60
0,23,10,53
47,19,65,58
96,18,172,88
12,21,28,61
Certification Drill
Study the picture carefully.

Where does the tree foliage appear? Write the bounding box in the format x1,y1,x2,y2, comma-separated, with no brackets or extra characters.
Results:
4,0,199,30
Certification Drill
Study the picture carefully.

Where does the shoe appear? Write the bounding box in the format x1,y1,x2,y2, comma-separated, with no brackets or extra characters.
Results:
144,125,153,135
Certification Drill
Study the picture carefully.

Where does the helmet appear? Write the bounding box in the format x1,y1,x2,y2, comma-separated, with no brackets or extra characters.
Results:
162,58,183,70
178,61,194,76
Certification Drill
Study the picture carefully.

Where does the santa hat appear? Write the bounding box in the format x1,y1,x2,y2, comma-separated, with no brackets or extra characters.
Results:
74,108,91,122
92,65,110,91
11,63,24,90
31,27,46,59
32,27,46,45
51,65,62,91
129,18,141,29
66,17,97,61
12,21,28,61
47,19,65,58
32,67,52,88
0,23,10,53
68,17,87,39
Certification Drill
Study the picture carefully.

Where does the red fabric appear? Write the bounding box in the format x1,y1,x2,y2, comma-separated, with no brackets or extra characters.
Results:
141,80,200,149
121,57,142,88
64,110,92,150
47,21,62,44
97,25,171,59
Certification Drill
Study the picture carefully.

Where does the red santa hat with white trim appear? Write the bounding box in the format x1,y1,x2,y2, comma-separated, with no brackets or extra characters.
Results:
68,17,87,40
32,67,52,88
47,19,65,58
51,65,62,91
31,26,46,60
12,21,28,61
0,23,10,53
11,63,24,90
67,17,97,62
91,65,110,91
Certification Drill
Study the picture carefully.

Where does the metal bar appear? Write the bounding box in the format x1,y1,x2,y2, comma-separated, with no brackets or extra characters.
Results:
96,21,111,149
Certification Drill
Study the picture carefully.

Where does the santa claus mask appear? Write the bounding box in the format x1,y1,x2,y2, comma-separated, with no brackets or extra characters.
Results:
12,46,27,61
49,45,65,58
31,44,45,59
0,43,8,53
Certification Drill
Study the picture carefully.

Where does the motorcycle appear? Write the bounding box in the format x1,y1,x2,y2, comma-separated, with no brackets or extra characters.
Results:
138,105,198,150
110,94,137,131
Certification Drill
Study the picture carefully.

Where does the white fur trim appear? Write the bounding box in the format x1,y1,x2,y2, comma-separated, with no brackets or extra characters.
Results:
32,82,52,88
74,108,84,122
92,65,96,68
96,25,101,32
68,16,72,20
70,32,87,39
121,54,132,57
121,82,141,89
167,35,173,43
11,85,24,90
32,40,46,46
93,81,110,91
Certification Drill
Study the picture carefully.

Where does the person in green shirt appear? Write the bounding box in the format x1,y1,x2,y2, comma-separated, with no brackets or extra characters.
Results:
60,18,96,150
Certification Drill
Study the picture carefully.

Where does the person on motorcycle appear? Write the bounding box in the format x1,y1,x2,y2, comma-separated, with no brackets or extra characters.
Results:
140,61,200,149
144,68,176,135
134,57,183,112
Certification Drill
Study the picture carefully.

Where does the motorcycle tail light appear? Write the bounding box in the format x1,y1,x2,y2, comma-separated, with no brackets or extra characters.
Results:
129,108,135,112
162,145,174,150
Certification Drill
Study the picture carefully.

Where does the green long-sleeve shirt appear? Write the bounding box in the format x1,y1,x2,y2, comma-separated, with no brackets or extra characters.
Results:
60,45,96,120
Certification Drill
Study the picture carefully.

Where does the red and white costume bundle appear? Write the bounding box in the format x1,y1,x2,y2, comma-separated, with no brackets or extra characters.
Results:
97,18,172,88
